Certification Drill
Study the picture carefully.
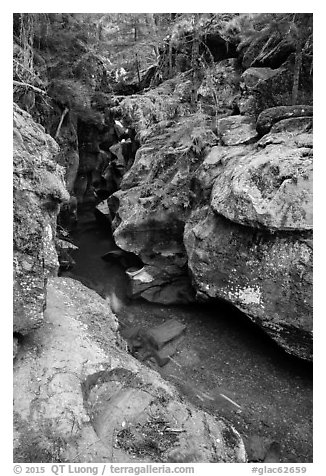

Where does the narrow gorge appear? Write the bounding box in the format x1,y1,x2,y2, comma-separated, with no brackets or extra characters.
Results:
13,13,313,464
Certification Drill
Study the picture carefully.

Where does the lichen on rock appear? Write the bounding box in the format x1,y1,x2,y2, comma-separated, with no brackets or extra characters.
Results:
13,103,69,334
211,131,313,231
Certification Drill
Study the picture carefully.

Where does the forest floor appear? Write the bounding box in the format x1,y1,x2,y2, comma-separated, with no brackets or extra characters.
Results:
62,204,313,463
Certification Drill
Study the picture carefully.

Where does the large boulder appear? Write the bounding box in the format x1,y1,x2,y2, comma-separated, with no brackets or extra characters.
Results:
13,104,69,334
184,129,313,360
256,105,313,136
112,186,195,304
211,132,313,231
239,66,293,117
14,277,247,463
112,107,313,359
184,207,312,361
239,64,313,118
111,114,217,304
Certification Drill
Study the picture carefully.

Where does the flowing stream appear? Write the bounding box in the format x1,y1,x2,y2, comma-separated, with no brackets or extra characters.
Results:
61,203,313,463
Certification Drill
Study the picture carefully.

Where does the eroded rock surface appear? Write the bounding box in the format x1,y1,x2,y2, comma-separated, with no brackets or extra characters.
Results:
211,132,313,231
14,278,247,463
184,207,312,360
256,105,313,136
111,112,217,304
111,89,313,360
184,126,313,360
13,103,69,334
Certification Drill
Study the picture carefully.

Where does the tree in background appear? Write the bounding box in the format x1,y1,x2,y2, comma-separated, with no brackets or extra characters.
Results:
228,13,313,105
13,12,312,109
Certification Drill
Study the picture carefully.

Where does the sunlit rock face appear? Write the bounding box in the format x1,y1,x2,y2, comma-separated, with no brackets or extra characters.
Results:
13,103,69,334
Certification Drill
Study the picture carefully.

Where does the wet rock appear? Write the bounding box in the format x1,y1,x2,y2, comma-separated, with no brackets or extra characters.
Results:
78,147,99,175
245,436,281,463
101,249,143,269
146,319,186,350
112,98,312,358
94,200,112,229
86,370,245,462
264,441,281,463
120,322,183,368
256,105,313,136
109,75,312,359
13,103,69,334
211,132,312,231
127,264,195,305
109,142,126,170
73,173,89,203
58,195,78,230
217,115,258,146
110,113,216,305
184,207,312,361
56,238,77,271
245,435,267,462
14,277,246,463
102,160,123,196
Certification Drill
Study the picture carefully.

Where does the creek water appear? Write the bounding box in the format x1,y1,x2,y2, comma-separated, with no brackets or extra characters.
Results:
61,204,313,463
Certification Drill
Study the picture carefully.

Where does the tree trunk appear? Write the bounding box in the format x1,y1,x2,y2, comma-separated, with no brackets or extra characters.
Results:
135,53,141,87
191,34,200,106
13,80,47,95
55,107,69,139
168,40,173,78
134,22,138,42
292,41,302,105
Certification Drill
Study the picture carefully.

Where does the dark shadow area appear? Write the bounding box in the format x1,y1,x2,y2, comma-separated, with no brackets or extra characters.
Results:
59,204,312,463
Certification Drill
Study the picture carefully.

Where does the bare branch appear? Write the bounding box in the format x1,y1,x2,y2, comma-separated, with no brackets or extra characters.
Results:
55,107,69,139
13,80,47,96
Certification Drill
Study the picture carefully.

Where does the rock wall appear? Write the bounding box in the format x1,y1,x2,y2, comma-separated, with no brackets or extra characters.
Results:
111,111,218,304
13,103,246,464
13,16,313,364
186,128,312,361
13,103,69,335
110,75,313,361
14,277,247,463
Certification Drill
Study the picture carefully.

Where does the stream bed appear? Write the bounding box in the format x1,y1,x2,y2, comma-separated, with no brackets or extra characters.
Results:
61,204,313,463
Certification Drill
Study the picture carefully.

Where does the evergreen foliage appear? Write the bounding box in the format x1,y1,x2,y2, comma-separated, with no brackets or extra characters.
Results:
13,13,313,121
